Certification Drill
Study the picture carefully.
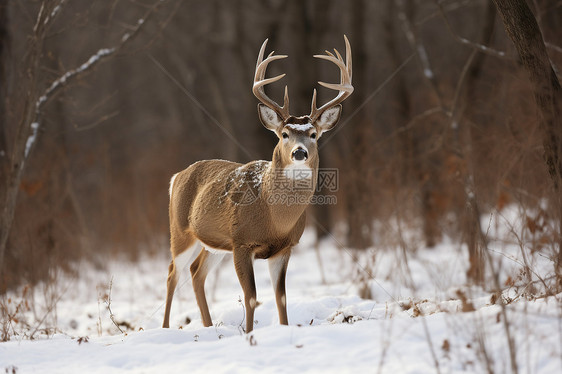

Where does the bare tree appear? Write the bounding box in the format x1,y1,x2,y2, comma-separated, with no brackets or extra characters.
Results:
492,0,562,282
0,1,8,180
0,0,169,274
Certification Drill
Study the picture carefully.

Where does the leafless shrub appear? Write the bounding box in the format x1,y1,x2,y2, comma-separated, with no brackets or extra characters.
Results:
0,286,31,341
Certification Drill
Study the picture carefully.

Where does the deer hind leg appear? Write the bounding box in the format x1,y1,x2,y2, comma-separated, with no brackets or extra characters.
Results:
162,236,202,328
233,247,257,333
190,248,225,327
268,249,291,325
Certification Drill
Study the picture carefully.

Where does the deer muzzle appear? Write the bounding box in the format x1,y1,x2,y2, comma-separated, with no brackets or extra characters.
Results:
291,147,308,162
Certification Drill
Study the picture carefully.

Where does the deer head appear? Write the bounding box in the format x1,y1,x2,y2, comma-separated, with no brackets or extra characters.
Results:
253,36,353,172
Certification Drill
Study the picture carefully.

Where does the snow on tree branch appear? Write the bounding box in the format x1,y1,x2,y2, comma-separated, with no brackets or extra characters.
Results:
36,47,116,111
42,0,67,26
24,122,40,158
24,0,168,162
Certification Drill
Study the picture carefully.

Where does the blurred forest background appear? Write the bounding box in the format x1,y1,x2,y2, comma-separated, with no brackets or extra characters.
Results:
0,0,561,292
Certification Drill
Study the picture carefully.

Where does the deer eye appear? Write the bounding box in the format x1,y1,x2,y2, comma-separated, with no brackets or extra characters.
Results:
282,132,289,139
310,133,317,139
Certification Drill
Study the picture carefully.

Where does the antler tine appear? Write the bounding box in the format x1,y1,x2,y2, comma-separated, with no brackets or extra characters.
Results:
333,48,343,62
255,39,268,72
253,39,290,120
310,88,318,114
344,35,352,81
309,35,354,122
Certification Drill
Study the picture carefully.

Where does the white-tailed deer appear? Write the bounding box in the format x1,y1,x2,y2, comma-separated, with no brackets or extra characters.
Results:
163,36,353,333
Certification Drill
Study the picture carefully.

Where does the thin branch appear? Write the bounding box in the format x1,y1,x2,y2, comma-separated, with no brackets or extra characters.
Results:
449,50,478,124
308,214,401,307
41,0,67,27
394,214,442,374
482,226,520,374
107,277,124,334
396,0,443,108
129,0,186,55
546,42,562,54
435,0,509,60
373,106,445,149
415,0,472,26
29,283,71,339
397,0,436,81
73,111,120,132
25,0,168,162
148,52,254,160
319,52,416,150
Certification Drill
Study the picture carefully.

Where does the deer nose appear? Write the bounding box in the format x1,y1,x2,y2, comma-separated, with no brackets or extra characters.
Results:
292,147,308,162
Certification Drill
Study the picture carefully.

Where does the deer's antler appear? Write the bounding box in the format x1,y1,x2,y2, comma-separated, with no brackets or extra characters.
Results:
309,35,354,122
253,39,290,121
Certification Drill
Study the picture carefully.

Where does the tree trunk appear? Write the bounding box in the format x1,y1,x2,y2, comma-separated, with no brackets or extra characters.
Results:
0,9,46,275
462,0,496,284
0,2,7,168
345,0,373,250
492,0,562,280
384,0,413,187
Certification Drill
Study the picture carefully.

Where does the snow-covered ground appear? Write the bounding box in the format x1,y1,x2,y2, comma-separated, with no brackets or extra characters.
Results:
1,206,561,373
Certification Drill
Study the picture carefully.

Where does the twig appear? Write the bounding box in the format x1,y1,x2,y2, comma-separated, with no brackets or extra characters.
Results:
546,42,562,54
25,0,169,163
314,238,327,285
415,0,472,26
147,53,254,160
397,0,437,81
372,106,445,149
29,282,71,339
238,295,246,334
73,111,120,132
309,214,400,306
481,217,520,374
106,276,124,334
491,209,552,293
449,50,477,121
41,0,67,27
434,0,509,59
319,52,416,150
393,212,442,374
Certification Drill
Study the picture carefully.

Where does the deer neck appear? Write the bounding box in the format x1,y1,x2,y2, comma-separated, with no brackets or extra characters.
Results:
261,145,318,234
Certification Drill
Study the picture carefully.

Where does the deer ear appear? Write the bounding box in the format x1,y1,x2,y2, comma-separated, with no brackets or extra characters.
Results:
258,104,283,132
316,105,342,133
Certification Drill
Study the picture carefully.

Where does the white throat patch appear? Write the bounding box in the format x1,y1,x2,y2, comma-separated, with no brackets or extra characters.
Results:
283,163,313,180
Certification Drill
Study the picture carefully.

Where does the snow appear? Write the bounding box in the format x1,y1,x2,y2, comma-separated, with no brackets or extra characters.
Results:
1,206,561,373
33,46,117,134
24,122,40,158
44,47,115,95
232,160,270,189
41,0,66,26
285,123,314,132
416,45,434,79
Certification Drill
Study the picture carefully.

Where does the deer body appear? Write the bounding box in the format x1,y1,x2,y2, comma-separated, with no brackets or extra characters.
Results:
163,37,353,333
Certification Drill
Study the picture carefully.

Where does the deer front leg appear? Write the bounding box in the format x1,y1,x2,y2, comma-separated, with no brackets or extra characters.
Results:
268,249,291,325
233,247,257,333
